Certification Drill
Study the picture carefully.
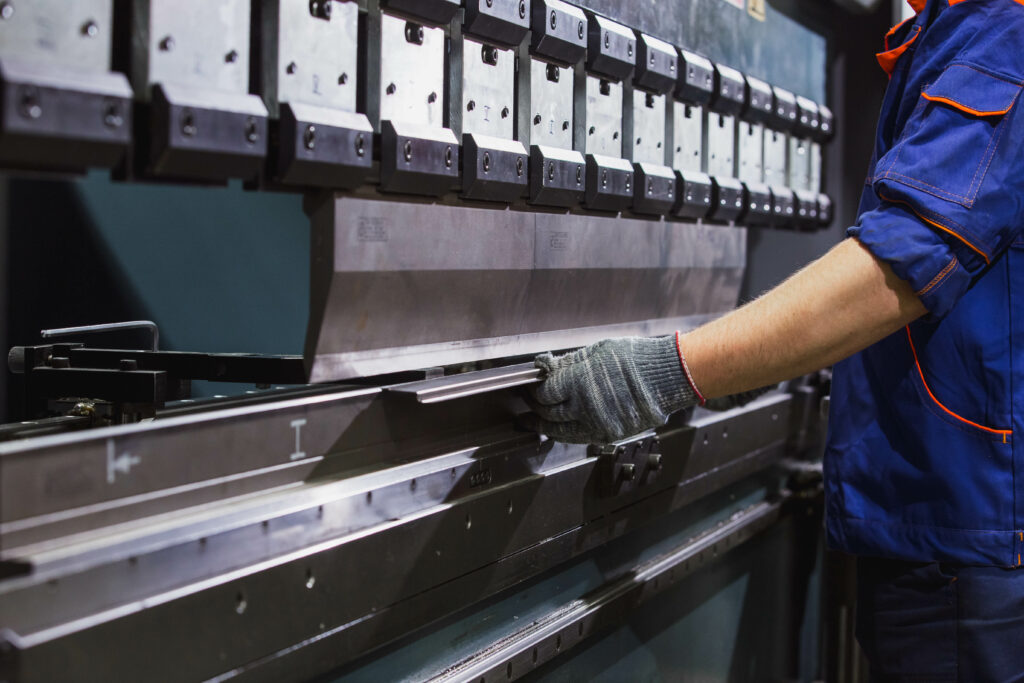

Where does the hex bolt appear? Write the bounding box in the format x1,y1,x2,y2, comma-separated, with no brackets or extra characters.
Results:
500,106,509,118
620,463,636,481
467,100,476,112
546,63,560,83
577,21,584,39
355,133,365,157
244,117,259,144
225,49,239,63
338,72,348,85
549,9,556,29
427,91,437,104
603,32,610,49
576,165,582,184
516,157,524,176
18,86,41,119
81,20,99,37
286,61,298,75
119,359,138,371
180,109,196,137
482,151,491,172
386,82,397,95
482,45,499,66
519,0,527,19
303,124,316,150
444,146,453,167
159,35,174,51
0,2,13,20
403,140,413,161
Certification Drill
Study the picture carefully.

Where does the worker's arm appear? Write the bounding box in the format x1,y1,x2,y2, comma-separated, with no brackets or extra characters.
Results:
684,236,925,399
523,236,926,444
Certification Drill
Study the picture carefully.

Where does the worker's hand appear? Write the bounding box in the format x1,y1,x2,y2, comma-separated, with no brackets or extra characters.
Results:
521,335,698,444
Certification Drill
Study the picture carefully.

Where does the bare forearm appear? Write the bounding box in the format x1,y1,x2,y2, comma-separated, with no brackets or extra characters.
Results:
682,237,927,399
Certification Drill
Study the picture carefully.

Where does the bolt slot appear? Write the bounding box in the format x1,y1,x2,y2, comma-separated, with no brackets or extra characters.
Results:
515,157,524,176
549,9,557,29
482,151,491,172
303,125,316,150
180,110,196,137
403,140,413,162
244,118,260,145
355,133,365,157
445,146,453,167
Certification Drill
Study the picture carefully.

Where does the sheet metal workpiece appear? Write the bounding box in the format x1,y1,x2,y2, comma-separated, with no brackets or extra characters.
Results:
709,175,746,223
673,170,713,220
529,144,585,206
463,0,531,48
0,0,132,172
124,0,269,181
530,0,587,67
256,0,372,188
676,49,715,106
305,196,745,380
585,13,636,82
634,33,677,95
633,162,676,216
584,153,634,211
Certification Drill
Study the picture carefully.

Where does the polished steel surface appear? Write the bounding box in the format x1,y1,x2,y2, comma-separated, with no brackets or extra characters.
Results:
306,197,746,382
582,75,623,157
763,127,788,187
706,111,736,179
461,38,515,139
528,58,574,150
788,134,811,191
0,0,113,73
631,89,666,165
737,120,765,184
377,12,445,127
672,102,705,173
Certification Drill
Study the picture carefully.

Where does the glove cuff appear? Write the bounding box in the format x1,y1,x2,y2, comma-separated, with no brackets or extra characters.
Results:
634,334,699,418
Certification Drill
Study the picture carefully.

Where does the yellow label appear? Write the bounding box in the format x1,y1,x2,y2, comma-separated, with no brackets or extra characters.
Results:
748,0,767,21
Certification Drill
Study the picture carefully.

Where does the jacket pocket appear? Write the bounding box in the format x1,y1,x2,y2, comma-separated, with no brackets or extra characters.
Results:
875,63,1022,208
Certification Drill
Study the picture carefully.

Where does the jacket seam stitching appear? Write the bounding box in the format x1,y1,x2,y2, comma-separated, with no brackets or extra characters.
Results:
915,256,958,297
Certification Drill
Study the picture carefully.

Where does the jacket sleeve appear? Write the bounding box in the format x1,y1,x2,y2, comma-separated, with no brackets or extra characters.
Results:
849,59,1024,318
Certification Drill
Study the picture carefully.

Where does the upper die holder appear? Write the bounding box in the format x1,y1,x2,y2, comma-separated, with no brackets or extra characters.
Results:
711,63,745,115
795,95,820,138
676,49,715,105
464,0,531,49
634,32,677,94
743,75,774,125
530,0,587,67
381,0,460,26
771,86,799,131
585,12,636,82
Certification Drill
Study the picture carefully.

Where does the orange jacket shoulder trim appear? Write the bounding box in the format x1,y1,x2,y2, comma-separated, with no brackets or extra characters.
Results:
921,92,1015,116
877,26,921,77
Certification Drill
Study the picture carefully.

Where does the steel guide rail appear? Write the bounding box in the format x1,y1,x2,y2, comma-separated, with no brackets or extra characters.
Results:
0,388,814,682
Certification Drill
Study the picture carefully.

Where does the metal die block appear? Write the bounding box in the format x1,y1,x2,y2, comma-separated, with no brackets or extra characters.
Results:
590,433,663,498
0,0,112,73
463,0,530,48
788,135,811,191
461,133,528,202
528,58,573,149
817,193,834,227
0,59,132,172
672,170,713,220
632,89,666,165
378,12,445,127
529,0,586,67
584,75,623,157
584,153,633,212
737,120,764,184
794,188,820,229
771,85,798,131
769,184,796,227
585,13,635,82
381,0,460,25
379,120,459,195
274,103,372,189
634,33,677,95
135,0,251,97
528,144,584,206
633,162,675,216
462,38,515,139
709,175,745,223
706,111,736,179
676,49,715,106
743,181,773,226
145,83,268,181
711,63,745,116
817,104,834,141
259,0,359,117
763,127,787,187
810,141,823,193
743,75,774,125
795,95,820,139
672,101,703,173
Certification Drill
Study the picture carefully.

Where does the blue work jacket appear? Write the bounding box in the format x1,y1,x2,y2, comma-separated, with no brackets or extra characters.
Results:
826,0,1024,567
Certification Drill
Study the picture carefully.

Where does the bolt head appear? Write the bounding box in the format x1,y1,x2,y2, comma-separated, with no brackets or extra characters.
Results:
0,2,13,20
82,20,99,37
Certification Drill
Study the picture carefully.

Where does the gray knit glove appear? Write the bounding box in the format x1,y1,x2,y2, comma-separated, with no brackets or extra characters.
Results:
521,335,698,444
